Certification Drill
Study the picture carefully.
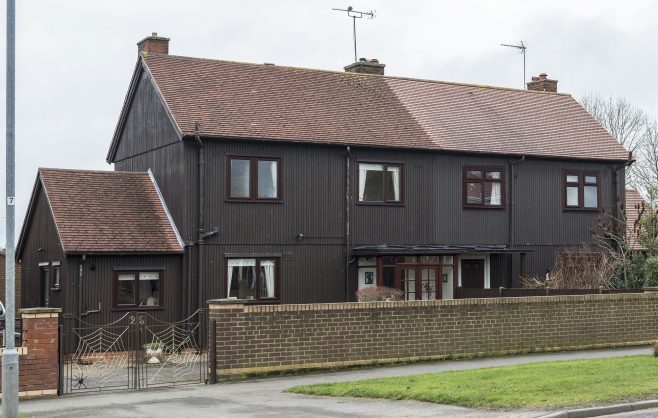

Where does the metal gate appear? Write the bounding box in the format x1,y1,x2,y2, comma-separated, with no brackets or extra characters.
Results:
60,309,207,395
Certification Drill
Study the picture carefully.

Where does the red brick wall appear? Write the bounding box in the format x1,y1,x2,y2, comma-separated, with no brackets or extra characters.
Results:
0,308,60,398
209,293,658,377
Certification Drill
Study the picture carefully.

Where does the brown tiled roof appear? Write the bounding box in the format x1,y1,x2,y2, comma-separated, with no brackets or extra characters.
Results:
626,189,649,251
37,168,183,254
132,53,629,161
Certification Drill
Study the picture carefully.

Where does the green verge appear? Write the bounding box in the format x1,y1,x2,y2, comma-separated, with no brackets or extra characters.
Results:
288,355,658,409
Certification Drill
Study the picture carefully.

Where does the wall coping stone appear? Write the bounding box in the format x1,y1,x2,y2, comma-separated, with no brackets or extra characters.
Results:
208,298,248,309
20,307,62,318
20,307,62,314
212,293,658,313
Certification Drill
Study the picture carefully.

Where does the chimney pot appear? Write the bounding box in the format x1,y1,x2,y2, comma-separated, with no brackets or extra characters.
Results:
137,33,170,56
344,58,386,76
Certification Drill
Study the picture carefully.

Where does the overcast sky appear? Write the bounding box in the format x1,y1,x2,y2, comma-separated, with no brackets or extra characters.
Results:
0,0,657,244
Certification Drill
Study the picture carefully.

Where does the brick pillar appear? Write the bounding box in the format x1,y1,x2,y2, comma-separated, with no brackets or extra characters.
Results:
208,299,247,378
18,307,61,398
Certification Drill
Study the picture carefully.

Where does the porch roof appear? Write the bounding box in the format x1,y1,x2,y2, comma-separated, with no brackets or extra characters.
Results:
351,244,532,256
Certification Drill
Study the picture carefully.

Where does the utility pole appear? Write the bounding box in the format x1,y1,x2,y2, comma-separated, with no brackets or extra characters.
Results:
2,0,19,416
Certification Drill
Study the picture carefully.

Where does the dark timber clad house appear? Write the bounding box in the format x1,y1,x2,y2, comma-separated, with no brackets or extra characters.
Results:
18,33,631,323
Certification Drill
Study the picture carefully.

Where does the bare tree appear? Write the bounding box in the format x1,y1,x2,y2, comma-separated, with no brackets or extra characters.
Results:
580,94,650,153
632,122,658,206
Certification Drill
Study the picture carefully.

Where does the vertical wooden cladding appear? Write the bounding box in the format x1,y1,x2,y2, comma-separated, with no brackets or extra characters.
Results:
202,244,344,304
66,254,184,326
512,159,615,246
203,140,345,245
113,69,180,162
350,149,510,246
201,140,346,304
18,185,66,311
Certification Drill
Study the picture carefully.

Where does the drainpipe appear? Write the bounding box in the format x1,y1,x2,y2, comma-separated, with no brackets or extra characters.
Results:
508,156,525,287
77,254,86,331
195,125,205,314
345,146,351,301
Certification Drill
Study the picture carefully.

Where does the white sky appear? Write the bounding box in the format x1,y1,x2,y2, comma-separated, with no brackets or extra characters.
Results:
1,0,657,243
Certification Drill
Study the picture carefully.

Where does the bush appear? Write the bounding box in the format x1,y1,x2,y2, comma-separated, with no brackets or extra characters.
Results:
644,256,658,287
355,286,403,302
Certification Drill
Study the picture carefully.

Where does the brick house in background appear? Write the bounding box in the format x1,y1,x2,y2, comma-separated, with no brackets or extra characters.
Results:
17,33,630,324
0,250,21,310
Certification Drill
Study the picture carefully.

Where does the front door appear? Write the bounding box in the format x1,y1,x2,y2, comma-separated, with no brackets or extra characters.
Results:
461,259,484,288
398,266,441,301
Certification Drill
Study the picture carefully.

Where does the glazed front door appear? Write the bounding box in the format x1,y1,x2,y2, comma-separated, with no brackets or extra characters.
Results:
397,266,441,301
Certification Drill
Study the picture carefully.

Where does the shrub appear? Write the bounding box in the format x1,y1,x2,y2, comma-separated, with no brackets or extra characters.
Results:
548,245,617,289
644,256,658,287
355,286,403,302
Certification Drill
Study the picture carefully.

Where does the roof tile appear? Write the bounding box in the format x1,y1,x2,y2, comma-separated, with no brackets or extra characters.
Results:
39,168,183,254
142,54,629,161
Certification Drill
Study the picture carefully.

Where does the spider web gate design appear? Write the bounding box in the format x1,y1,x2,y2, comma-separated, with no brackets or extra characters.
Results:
60,309,207,395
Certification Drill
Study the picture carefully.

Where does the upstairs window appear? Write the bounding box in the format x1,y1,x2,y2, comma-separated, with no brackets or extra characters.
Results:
114,270,162,308
228,156,281,201
358,162,403,204
226,257,279,301
463,166,505,208
564,171,599,210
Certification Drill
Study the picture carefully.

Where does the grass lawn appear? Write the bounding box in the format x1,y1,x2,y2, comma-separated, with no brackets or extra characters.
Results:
288,356,658,409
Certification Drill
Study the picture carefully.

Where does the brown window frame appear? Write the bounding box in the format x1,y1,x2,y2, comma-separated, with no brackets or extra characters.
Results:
224,255,281,303
112,269,164,310
562,170,601,211
356,160,404,205
462,165,506,209
226,155,282,202
51,261,61,291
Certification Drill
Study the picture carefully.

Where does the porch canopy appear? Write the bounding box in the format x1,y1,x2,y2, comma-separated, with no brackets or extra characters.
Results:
351,244,532,256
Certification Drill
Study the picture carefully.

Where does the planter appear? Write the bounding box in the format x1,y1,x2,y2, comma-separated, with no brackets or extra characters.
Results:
144,343,164,364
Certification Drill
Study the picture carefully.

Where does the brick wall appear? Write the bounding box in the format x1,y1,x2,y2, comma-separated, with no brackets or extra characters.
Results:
0,308,60,398
209,293,658,377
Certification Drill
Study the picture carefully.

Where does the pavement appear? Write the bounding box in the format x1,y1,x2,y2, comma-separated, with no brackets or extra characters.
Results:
18,346,653,417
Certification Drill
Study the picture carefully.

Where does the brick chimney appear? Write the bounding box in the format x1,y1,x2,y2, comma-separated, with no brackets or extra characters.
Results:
137,32,170,56
344,58,385,75
526,73,558,93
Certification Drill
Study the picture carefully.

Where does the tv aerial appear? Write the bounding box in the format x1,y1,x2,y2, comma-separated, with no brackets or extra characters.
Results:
332,6,376,63
501,41,527,88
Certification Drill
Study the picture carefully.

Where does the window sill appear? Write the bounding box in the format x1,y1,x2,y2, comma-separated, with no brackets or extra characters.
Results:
112,306,165,312
563,207,601,212
463,205,506,210
225,199,283,204
356,201,405,206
